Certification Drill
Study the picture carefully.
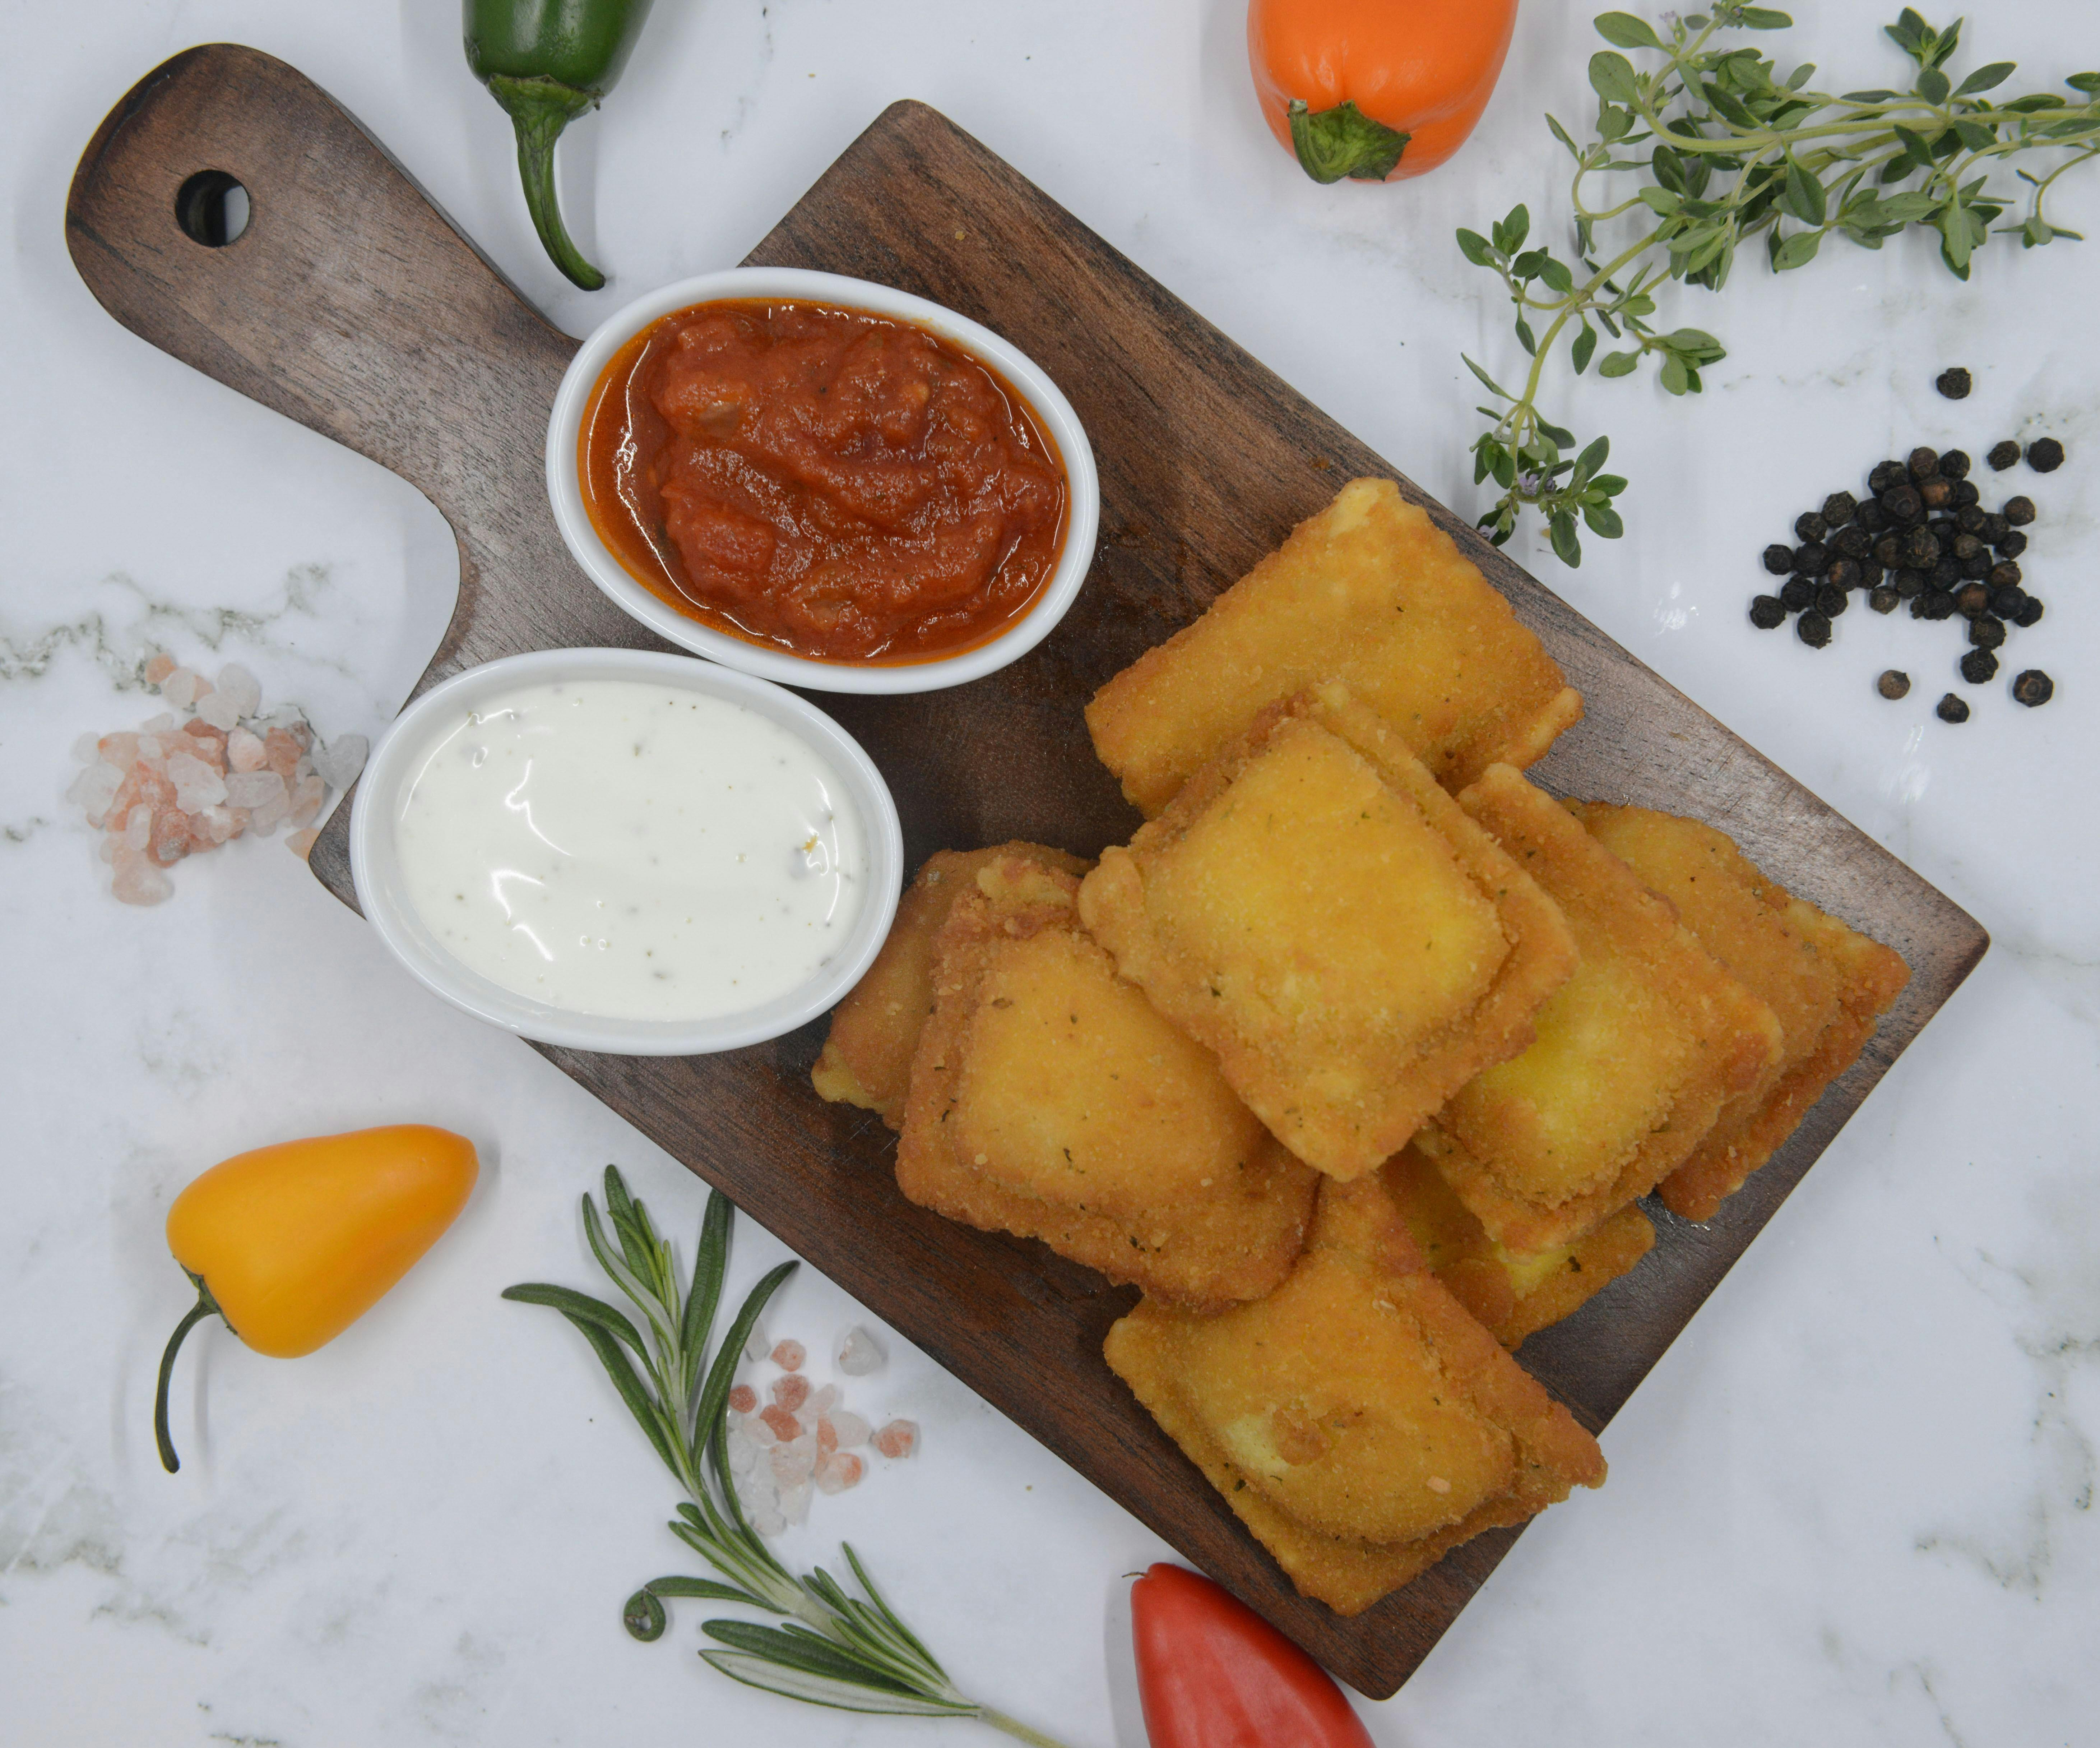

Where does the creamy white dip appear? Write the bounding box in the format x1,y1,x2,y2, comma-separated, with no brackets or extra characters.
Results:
392,679,864,1021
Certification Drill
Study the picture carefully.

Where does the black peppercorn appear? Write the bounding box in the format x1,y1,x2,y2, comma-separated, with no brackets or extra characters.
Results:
1761,542,1795,575
1990,586,2029,619
1780,576,1814,611
2027,438,2066,473
2013,669,2054,706
1893,569,1926,598
1873,533,1905,568
1951,532,1985,562
1954,581,1991,617
1935,367,1972,400
1832,523,1872,559
1917,590,1957,620
1902,527,1941,569
2004,496,2036,526
1937,693,1971,723
1860,559,1886,589
1794,511,1829,544
1795,541,1831,575
1960,550,1993,581
1995,528,2027,558
1956,504,1988,535
1816,583,1848,616
1987,440,2021,471
1749,594,1788,630
1870,587,1900,615
1981,512,2011,543
1970,615,2006,650
1869,459,1909,494
1825,557,1862,592
2016,596,2045,628
1878,668,1911,698
1857,501,1890,535
1941,449,1971,480
1882,483,1923,522
1950,478,1980,508
1821,490,1858,526
1920,477,1953,510
1989,560,2022,589
1797,610,1833,648
1907,446,1941,480
1960,648,1999,684
1931,555,1962,589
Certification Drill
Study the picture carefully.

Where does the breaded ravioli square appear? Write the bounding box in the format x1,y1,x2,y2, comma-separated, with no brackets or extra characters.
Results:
1103,1173,1605,1615
896,854,1317,1310
1433,767,1783,1250
813,843,1091,1127
1568,803,1910,1222
1085,477,1582,814
1079,686,1576,1181
1385,1133,1654,1350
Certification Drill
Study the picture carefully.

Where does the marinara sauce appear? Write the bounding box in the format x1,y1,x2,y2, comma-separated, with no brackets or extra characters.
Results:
579,300,1069,664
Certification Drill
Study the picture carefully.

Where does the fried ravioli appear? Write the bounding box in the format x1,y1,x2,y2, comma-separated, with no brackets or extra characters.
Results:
1079,685,1576,1182
896,854,1317,1309
1568,803,1910,1222
1386,1132,1655,1349
813,842,1091,1127
1085,477,1582,814
1103,1173,1605,1614
1431,767,1783,1250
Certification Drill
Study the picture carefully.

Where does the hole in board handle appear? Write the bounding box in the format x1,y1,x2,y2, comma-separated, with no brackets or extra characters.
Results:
175,170,250,247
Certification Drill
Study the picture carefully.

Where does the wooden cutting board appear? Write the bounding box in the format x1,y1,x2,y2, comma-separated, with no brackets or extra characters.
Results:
66,45,1987,1699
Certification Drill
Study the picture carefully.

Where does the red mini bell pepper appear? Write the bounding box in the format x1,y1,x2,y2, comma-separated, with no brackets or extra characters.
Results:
1132,1563,1373,1747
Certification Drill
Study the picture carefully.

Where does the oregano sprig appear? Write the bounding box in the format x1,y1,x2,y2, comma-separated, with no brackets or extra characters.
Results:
506,1168,1072,1747
1462,5,2100,565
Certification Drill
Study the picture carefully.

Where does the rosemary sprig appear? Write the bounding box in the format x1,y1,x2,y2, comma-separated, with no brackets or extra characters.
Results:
505,1168,1072,1748
1461,5,2100,565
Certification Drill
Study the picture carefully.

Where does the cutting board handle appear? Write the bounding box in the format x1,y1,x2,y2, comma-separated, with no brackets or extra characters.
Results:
65,43,598,678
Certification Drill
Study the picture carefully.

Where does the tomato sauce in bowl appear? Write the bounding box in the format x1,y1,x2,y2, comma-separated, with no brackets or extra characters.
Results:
578,299,1069,665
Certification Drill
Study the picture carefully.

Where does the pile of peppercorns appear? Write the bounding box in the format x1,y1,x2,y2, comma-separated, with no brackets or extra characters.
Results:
1750,419,2060,722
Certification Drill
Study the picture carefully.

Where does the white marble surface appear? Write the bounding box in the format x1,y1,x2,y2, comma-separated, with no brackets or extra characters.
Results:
4,2,2096,1743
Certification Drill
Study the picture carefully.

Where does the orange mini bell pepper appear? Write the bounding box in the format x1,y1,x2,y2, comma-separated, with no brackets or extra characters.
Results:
154,1124,478,1472
1248,0,1519,184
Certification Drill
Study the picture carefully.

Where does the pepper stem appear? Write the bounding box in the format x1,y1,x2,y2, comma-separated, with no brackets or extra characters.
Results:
1287,99,1411,184
485,73,607,291
154,1272,223,1474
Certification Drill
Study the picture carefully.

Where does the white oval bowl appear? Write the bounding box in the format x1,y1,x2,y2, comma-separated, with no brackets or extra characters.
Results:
349,648,903,1054
546,267,1099,694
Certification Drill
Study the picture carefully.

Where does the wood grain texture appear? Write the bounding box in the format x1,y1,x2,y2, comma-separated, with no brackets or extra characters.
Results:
66,48,1986,1698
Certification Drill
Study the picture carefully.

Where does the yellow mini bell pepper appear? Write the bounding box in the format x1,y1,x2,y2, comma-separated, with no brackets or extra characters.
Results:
155,1124,478,1472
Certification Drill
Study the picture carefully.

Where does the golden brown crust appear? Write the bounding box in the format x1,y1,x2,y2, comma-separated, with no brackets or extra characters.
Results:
1079,687,1577,1182
1384,1134,1655,1349
1567,804,1910,1222
895,855,1317,1309
812,843,1091,1127
1085,478,1582,814
1432,768,1784,1251
1102,1174,1604,1614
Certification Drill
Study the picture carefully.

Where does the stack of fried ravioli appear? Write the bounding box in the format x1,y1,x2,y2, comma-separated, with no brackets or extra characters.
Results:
813,477,1908,1616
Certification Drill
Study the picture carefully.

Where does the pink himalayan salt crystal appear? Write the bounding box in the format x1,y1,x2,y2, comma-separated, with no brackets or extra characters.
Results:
68,761,123,825
140,713,175,732
808,1383,838,1415
770,1373,811,1414
98,731,141,769
166,752,227,813
757,1404,801,1443
778,1481,811,1526
108,762,176,830
813,1451,864,1496
769,1433,818,1487
224,768,284,810
313,733,368,789
834,1326,885,1376
149,806,191,866
160,668,202,711
286,773,324,830
872,1420,918,1461
143,652,176,685
135,734,166,763
263,727,303,781
111,844,172,905
770,1340,806,1372
226,726,267,772
727,1384,758,1415
825,1409,869,1449
816,1417,836,1453
124,803,152,850
285,827,319,859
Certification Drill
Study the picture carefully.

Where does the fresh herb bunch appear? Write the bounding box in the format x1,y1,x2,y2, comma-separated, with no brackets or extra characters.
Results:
1460,5,2100,565
506,1168,1070,1747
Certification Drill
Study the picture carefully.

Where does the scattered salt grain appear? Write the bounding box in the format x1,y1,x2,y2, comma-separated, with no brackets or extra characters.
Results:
314,732,368,789
770,1434,818,1487
778,1481,811,1526
68,762,122,822
759,1405,801,1443
743,1411,778,1449
286,828,319,859
808,1383,838,1415
213,663,262,720
125,804,151,850
224,769,283,809
834,1326,885,1376
744,1320,769,1362
166,752,228,813
143,652,176,685
750,1504,786,1538
771,1373,811,1414
110,845,172,906
728,1432,759,1476
813,1452,864,1495
826,1410,869,1449
160,668,201,711
727,1383,758,1415
872,1420,918,1461
286,773,325,830
771,1340,806,1372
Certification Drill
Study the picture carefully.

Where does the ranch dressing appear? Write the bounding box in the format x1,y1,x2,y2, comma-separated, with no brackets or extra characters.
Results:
393,679,864,1021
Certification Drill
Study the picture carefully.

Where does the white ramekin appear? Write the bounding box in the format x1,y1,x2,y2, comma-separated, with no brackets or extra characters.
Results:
544,267,1099,694
349,648,903,1055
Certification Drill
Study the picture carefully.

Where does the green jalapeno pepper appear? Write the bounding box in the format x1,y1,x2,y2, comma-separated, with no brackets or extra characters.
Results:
463,0,660,290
